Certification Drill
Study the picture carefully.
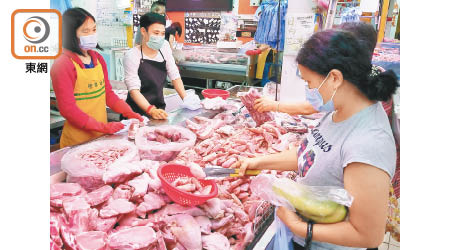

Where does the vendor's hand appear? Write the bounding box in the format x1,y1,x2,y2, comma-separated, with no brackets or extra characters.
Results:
232,157,260,176
84,117,124,134
254,97,278,113
111,100,144,122
149,108,168,120
124,111,144,122
104,122,125,134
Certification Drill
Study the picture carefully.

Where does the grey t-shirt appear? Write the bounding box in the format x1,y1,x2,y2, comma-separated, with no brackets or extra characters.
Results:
293,102,396,249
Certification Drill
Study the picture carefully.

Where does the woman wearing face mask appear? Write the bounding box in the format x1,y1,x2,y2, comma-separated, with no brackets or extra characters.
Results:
51,8,143,149
253,22,381,116
124,13,187,120
233,29,399,249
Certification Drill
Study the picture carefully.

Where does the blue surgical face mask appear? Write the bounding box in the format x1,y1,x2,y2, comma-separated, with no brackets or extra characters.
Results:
305,72,337,112
146,35,165,50
79,33,98,50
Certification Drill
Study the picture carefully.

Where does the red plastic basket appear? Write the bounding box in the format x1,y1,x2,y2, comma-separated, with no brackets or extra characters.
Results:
201,89,230,100
157,164,218,206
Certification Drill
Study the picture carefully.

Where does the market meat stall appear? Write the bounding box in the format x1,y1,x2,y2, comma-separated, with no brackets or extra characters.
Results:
177,45,258,88
50,87,317,250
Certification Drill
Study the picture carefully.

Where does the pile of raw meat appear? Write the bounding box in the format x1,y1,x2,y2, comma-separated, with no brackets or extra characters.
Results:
135,125,197,162
181,114,305,169
61,140,139,192
172,176,213,195
53,90,319,249
373,47,400,62
183,49,248,65
238,88,274,126
51,160,265,250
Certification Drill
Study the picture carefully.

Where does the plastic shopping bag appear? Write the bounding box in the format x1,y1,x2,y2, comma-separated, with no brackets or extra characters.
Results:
250,174,354,223
181,93,202,110
273,207,294,250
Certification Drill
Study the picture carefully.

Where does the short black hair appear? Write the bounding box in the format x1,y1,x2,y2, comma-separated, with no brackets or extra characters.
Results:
151,1,166,11
140,12,166,30
296,30,398,102
170,22,182,36
338,22,377,53
62,7,102,55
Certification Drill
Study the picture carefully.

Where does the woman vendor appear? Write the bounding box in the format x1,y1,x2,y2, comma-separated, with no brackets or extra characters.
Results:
51,8,143,149
233,28,399,249
123,13,187,120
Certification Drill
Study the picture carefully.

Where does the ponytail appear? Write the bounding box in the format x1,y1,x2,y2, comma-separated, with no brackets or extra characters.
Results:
362,69,399,102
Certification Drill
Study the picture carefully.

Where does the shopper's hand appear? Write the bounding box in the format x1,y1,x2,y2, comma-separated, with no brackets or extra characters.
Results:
104,122,125,134
254,97,278,113
149,108,168,120
232,157,260,176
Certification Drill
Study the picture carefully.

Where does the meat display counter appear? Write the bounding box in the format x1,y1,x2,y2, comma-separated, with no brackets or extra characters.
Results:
50,104,278,249
177,45,258,88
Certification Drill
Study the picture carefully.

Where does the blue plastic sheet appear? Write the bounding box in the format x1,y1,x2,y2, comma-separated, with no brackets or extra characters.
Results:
254,0,287,51
50,0,73,14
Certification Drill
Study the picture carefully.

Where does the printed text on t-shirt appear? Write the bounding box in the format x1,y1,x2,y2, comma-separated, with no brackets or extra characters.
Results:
311,128,332,152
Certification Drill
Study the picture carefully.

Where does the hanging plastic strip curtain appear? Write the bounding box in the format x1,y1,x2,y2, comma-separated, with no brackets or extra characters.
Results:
50,0,73,14
254,0,288,51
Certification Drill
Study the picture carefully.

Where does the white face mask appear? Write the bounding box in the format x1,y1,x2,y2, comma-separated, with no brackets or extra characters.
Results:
79,33,98,50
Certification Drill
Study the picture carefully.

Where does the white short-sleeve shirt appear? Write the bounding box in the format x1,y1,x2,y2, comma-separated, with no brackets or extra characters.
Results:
124,40,181,91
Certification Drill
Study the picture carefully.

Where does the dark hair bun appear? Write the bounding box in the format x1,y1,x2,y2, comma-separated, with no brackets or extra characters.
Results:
365,70,399,102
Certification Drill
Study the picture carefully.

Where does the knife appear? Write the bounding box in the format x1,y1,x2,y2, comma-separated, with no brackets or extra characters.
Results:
203,167,261,178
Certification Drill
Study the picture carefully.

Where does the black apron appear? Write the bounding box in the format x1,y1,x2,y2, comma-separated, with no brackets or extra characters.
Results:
126,45,168,116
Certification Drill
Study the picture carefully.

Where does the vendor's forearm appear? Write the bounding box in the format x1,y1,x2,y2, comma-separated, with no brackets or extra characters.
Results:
279,102,317,115
129,89,152,113
172,78,186,100
256,148,298,171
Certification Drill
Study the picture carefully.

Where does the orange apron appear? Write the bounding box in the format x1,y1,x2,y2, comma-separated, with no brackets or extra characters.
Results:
59,59,107,148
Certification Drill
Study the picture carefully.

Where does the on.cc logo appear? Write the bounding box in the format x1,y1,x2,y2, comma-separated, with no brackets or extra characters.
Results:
23,16,50,44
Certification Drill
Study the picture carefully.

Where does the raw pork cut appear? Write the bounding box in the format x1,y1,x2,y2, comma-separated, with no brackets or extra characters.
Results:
86,185,113,207
168,214,202,250
62,196,90,232
185,117,226,140
112,184,135,200
51,183,84,200
194,216,212,234
136,192,166,218
51,183,86,208
62,140,139,191
107,226,157,250
75,231,107,250
99,199,135,218
149,204,206,222
103,162,143,184
88,209,117,232
50,213,64,248
127,173,152,200
239,88,274,126
135,125,196,161
202,232,230,250
172,176,212,195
